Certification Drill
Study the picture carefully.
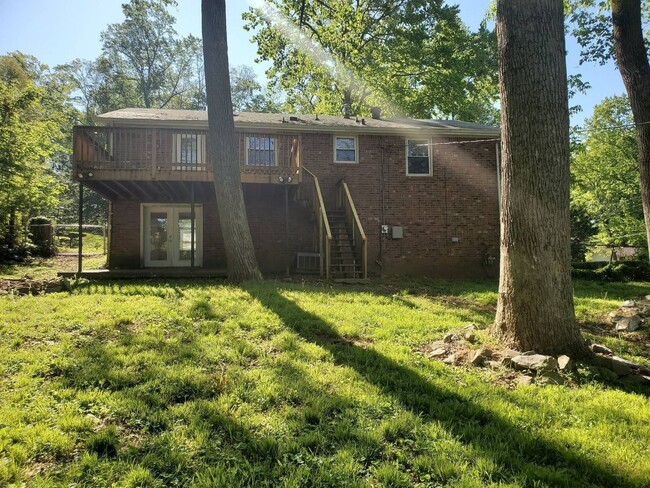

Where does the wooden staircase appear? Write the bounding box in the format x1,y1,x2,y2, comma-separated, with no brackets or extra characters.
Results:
328,209,364,279
300,168,367,280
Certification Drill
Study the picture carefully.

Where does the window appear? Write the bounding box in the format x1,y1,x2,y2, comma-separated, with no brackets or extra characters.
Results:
246,136,277,166
406,139,431,176
174,133,206,168
334,136,357,163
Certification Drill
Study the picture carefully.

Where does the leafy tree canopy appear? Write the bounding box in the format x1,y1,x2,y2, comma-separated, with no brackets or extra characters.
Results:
61,0,205,117
571,95,646,248
569,0,650,65
230,65,280,113
244,0,499,123
0,53,76,244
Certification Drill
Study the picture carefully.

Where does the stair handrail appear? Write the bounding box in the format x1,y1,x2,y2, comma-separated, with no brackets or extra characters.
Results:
303,167,332,278
339,180,367,279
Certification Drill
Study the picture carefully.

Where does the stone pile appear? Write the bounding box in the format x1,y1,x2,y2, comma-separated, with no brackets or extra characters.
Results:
608,296,650,332
423,323,650,388
0,277,71,296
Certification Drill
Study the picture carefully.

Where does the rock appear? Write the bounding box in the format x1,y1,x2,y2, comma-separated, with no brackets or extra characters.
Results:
463,331,476,343
511,354,558,372
500,349,521,367
605,356,645,376
621,300,636,308
470,348,492,367
615,315,642,332
557,355,574,372
486,360,502,370
590,343,613,355
442,353,457,365
428,348,447,358
516,375,534,386
620,374,650,386
590,366,620,382
608,312,624,324
537,371,566,386
443,333,460,343
463,324,478,331
610,360,632,376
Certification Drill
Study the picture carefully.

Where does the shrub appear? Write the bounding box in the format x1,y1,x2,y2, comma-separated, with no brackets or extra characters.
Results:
28,216,55,258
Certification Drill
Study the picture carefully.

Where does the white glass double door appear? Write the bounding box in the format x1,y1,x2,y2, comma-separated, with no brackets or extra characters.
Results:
143,205,202,267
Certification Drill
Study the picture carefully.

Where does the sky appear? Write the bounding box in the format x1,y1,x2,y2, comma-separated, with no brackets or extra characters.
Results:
0,0,626,126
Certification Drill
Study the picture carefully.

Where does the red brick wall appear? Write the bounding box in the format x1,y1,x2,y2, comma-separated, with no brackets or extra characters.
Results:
299,132,500,278
107,130,499,278
109,200,141,268
108,185,314,274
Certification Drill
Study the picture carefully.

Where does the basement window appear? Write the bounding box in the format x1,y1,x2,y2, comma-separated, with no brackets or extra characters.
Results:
334,136,358,164
246,136,277,166
406,139,431,176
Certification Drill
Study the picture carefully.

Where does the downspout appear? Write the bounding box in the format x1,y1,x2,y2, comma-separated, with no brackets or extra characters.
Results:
378,138,385,276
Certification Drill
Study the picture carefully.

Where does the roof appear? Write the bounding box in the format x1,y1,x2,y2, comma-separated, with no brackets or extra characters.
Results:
95,108,500,138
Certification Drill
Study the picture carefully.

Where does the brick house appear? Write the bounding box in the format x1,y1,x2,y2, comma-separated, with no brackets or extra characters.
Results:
72,108,501,278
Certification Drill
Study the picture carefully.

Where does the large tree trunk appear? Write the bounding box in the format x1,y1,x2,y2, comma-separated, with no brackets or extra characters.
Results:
493,0,588,357
612,0,650,261
201,0,262,281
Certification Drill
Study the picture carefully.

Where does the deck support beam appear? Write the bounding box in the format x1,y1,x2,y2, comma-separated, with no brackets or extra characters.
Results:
190,183,195,270
78,182,83,274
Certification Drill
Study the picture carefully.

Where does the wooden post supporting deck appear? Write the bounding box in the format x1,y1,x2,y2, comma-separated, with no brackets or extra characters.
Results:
190,183,195,270
78,182,83,274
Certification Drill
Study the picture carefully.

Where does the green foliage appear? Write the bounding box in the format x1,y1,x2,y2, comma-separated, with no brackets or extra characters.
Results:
62,0,205,115
0,53,76,253
570,202,598,261
0,275,649,486
571,95,646,248
230,65,281,113
572,260,650,281
568,0,650,65
244,0,499,122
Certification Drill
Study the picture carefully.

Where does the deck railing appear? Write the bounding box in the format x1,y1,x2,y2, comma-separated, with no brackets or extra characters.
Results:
73,126,301,183
338,179,367,279
303,167,332,278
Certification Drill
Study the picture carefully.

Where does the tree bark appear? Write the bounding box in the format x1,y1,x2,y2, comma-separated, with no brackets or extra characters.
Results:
611,0,650,261
201,0,262,281
493,0,588,357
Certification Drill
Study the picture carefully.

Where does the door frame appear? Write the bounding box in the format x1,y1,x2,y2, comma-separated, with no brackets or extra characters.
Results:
141,204,203,267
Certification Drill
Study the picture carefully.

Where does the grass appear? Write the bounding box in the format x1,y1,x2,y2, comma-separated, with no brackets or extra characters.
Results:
0,255,106,280
0,264,649,487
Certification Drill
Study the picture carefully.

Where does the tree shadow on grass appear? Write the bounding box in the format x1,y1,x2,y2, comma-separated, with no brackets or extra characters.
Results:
245,283,639,488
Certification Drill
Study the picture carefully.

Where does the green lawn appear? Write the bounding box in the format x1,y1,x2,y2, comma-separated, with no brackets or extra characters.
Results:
0,271,649,487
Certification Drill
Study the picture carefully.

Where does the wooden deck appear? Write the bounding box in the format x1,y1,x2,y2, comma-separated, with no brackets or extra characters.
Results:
73,126,302,192
58,268,228,280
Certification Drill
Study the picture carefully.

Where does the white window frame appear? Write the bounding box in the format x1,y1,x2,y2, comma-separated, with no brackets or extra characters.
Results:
405,138,432,176
245,135,278,166
333,135,358,164
173,133,206,168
